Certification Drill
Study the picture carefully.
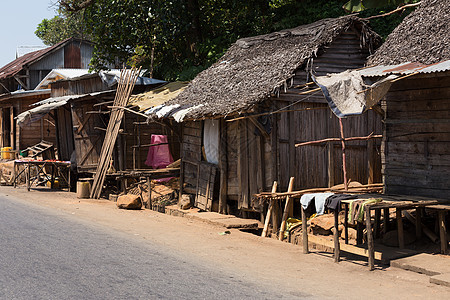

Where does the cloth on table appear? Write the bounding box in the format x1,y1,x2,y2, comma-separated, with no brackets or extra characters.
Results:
325,194,358,212
348,198,382,223
300,193,334,215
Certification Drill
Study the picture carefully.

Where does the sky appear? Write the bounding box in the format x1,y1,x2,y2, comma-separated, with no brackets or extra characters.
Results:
0,1,57,67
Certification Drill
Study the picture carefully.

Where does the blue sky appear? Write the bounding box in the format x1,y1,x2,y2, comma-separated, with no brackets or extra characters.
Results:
0,1,56,67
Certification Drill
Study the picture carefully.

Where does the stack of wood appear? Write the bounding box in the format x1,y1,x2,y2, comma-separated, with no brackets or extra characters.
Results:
90,67,141,198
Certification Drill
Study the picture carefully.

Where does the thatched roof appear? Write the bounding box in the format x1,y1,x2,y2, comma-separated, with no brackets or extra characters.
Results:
160,15,379,120
367,0,450,66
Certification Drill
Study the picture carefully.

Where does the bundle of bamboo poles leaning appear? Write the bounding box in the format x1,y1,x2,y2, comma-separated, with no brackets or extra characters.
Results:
90,67,142,199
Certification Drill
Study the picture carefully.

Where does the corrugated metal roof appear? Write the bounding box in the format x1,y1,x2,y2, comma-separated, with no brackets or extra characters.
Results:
35,69,93,90
0,89,51,102
360,59,450,77
31,90,115,106
16,46,47,58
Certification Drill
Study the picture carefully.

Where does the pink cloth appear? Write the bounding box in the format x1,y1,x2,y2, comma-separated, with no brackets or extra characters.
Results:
145,135,174,168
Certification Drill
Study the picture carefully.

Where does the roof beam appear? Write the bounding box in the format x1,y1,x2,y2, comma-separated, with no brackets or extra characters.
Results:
13,75,29,90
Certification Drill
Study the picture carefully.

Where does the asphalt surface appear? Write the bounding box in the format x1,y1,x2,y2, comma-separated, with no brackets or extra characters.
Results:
0,195,311,300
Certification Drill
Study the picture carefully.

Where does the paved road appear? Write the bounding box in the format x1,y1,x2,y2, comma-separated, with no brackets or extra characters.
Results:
0,195,311,299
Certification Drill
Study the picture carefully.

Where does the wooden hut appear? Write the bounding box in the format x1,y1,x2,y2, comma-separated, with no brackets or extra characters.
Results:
0,38,95,94
18,73,179,176
0,89,52,151
147,16,382,214
363,0,450,199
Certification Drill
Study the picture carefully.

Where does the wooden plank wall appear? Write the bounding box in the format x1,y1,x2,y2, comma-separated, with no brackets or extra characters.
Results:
51,76,109,97
17,97,57,150
181,121,202,193
71,98,106,172
272,28,382,191
55,105,75,161
382,73,450,199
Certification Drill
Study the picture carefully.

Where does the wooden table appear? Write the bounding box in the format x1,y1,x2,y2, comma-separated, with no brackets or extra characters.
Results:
425,204,450,255
13,160,71,191
301,194,446,270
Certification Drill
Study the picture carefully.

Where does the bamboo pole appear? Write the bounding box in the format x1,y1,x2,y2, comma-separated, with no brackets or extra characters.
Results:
279,177,295,241
295,133,382,147
339,118,348,191
261,181,278,238
90,67,141,198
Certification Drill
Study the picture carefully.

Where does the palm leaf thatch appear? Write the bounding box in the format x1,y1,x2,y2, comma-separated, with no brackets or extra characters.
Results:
163,15,379,120
367,0,450,66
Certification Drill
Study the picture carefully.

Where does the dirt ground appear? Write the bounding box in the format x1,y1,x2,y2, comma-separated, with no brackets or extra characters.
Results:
2,186,449,299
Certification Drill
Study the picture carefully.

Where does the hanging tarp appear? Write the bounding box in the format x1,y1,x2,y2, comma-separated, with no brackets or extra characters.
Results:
313,70,398,117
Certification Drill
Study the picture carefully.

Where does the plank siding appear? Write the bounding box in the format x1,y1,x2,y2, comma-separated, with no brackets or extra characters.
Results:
382,72,450,199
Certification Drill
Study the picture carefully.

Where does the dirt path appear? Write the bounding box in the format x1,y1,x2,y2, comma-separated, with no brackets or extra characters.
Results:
2,186,449,299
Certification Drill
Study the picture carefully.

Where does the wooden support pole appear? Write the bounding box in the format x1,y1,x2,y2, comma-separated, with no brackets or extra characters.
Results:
338,118,348,191
333,209,340,263
396,208,405,249
261,181,278,237
366,206,375,271
147,177,152,209
302,205,308,254
374,209,381,239
279,177,295,241
356,222,363,245
218,119,228,214
404,210,438,243
416,208,422,240
344,203,349,244
383,208,389,235
439,211,448,255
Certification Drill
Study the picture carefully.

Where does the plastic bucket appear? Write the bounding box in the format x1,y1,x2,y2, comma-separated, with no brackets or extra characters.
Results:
1,147,12,159
77,180,91,198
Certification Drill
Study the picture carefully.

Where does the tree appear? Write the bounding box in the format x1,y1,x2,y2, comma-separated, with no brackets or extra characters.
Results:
37,0,419,80
35,11,89,46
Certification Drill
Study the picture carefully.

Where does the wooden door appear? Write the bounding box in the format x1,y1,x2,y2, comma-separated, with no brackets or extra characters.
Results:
71,100,105,172
237,119,264,210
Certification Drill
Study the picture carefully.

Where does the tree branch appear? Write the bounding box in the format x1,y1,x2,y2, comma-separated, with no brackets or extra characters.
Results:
363,2,421,20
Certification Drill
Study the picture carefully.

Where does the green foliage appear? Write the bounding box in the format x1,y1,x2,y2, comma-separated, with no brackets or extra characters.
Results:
37,0,419,81
35,10,89,46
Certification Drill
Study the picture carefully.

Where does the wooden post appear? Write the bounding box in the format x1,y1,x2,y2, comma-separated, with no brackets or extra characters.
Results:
50,164,55,189
356,222,363,245
26,163,30,191
439,211,448,255
338,118,348,191
383,208,389,235
374,209,381,239
218,119,228,214
328,142,335,187
279,177,295,241
261,181,278,237
365,206,375,271
302,205,308,254
147,177,152,209
396,208,405,249
333,209,340,263
272,198,280,236
416,208,422,239
9,106,14,149
344,203,349,244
